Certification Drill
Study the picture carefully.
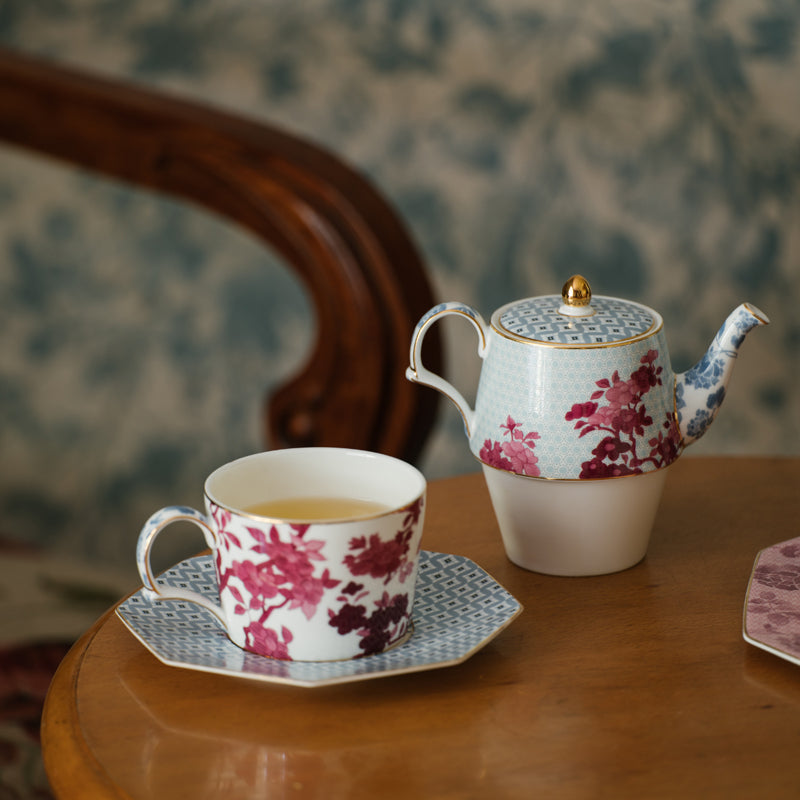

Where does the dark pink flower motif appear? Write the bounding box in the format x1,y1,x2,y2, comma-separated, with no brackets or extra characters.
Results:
328,603,368,635
229,585,246,615
221,494,424,660
210,506,242,550
285,569,340,620
631,364,659,394
606,378,637,408
502,439,540,476
357,593,409,656
566,349,679,478
402,497,425,529
500,415,522,436
611,406,640,435
637,406,654,429
648,427,680,464
583,405,617,432
565,402,599,421
591,437,632,461
210,504,231,532
324,504,421,656
327,592,410,657
579,459,638,479
479,417,541,477
216,522,346,659
244,622,293,659
229,559,283,604
480,439,514,471
251,526,326,577
344,529,414,583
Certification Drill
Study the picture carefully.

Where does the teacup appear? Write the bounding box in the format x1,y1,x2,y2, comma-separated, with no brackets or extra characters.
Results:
136,448,426,662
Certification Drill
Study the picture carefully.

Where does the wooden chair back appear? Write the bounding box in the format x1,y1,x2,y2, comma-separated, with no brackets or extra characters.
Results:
0,49,441,463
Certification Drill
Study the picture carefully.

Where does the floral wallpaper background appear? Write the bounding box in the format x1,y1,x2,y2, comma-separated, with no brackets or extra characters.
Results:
0,0,797,577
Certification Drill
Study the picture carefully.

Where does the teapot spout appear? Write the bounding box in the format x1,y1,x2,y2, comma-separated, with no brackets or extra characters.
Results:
675,303,769,445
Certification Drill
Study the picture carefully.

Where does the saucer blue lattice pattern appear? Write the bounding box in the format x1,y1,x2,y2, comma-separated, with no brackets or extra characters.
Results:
117,551,522,687
497,295,657,345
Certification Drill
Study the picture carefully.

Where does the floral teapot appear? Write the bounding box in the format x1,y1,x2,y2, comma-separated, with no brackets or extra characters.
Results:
407,276,768,576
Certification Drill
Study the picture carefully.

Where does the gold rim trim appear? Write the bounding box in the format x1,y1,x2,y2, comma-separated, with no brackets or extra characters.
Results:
474,452,672,482
744,302,770,326
455,405,472,439
672,376,687,451
205,492,425,525
742,549,765,641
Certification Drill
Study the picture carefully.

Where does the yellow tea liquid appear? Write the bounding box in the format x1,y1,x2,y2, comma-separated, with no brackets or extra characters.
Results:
244,496,391,521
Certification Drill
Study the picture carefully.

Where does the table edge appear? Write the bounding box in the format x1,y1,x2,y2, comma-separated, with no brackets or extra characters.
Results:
41,605,134,800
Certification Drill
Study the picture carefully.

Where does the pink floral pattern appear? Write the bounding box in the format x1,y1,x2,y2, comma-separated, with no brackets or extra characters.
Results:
565,349,681,478
328,497,423,656
210,498,422,660
477,351,679,479
479,416,541,477
746,539,800,662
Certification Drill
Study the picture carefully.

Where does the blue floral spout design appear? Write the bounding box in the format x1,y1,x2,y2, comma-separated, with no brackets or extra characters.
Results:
676,304,769,444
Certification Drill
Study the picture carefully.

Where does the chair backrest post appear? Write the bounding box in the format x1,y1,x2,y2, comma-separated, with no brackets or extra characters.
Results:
0,48,441,464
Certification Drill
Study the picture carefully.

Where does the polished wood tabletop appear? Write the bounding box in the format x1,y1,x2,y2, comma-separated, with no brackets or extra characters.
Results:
42,457,800,798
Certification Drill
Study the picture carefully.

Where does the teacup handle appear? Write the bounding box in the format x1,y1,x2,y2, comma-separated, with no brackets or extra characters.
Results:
136,506,227,626
406,302,489,437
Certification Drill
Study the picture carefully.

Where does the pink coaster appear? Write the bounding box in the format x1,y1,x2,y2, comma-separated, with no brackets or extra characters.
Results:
744,536,800,665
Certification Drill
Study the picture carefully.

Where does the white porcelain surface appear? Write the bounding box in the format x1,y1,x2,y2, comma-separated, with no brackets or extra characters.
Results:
482,464,670,576
136,448,426,662
117,551,523,688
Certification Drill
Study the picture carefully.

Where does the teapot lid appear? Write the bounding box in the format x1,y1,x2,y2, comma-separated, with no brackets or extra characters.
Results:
494,275,661,347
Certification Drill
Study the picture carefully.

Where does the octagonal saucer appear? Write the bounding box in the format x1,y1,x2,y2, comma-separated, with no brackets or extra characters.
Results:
743,535,800,666
117,550,522,688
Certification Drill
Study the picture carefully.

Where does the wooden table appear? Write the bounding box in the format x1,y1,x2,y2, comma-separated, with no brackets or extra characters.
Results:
42,457,800,798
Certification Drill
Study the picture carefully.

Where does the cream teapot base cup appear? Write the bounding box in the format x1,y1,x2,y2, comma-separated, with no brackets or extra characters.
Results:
481,465,670,577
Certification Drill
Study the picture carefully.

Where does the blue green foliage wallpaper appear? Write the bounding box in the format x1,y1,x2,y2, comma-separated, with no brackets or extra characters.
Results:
0,1,797,574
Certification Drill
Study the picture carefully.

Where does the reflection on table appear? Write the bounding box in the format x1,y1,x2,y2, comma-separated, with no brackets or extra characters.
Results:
42,458,800,799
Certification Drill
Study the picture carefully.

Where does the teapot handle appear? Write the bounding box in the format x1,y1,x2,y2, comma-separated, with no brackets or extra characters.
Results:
406,302,489,438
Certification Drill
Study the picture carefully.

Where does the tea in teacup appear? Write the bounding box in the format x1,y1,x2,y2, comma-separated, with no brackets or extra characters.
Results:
244,496,392,521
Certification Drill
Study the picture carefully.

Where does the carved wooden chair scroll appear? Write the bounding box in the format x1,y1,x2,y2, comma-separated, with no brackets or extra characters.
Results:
0,48,441,464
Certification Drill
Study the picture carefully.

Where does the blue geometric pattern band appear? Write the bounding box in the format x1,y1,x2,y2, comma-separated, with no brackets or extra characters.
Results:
497,295,656,345
116,552,522,688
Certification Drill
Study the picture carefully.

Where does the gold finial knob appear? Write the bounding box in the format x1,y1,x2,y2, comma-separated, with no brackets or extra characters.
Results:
562,275,592,307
